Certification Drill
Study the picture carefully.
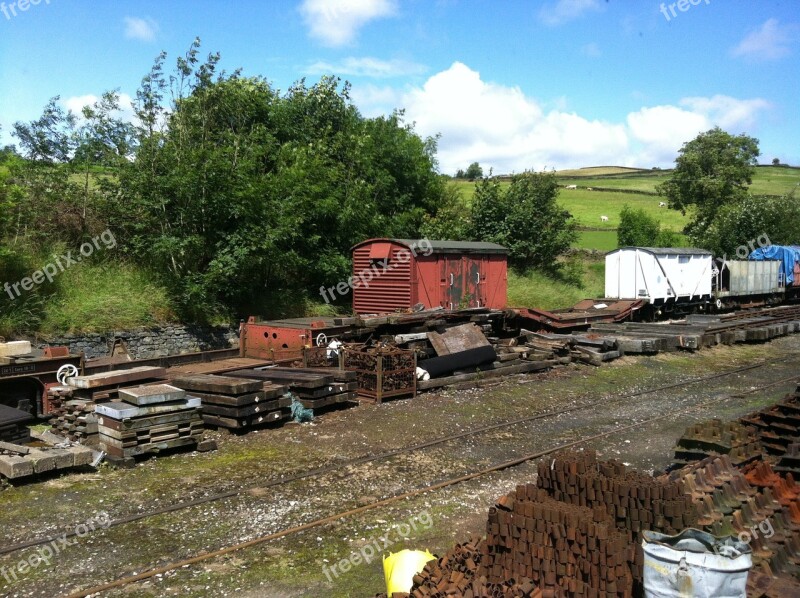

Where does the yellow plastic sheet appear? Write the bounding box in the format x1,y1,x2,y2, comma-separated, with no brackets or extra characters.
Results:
383,549,436,595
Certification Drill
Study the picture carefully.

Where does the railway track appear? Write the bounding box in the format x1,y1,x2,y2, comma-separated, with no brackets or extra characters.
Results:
60,369,799,598
0,355,794,560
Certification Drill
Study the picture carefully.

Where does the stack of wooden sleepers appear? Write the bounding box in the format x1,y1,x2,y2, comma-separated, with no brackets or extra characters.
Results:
0,430,95,480
96,384,206,461
171,374,292,431
0,404,32,444
227,367,358,411
50,366,167,446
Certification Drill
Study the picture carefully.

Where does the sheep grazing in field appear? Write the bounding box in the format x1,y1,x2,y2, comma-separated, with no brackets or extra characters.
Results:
659,201,666,207
565,184,577,190
600,215,609,222
587,187,593,191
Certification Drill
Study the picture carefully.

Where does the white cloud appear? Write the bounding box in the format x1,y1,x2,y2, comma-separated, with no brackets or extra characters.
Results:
305,56,426,78
538,0,602,27
731,18,798,61
300,0,397,47
355,63,771,174
680,95,770,131
397,62,627,173
124,16,158,42
61,94,137,126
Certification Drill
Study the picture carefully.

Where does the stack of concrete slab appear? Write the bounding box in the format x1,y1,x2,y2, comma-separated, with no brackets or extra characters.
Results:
96,384,205,460
0,430,94,480
172,374,292,430
0,404,32,444
0,340,32,359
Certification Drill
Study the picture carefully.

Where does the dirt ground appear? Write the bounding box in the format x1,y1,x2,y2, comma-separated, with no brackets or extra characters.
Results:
1,337,799,598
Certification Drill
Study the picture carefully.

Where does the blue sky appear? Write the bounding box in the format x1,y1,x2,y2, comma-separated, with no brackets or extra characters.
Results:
0,0,798,174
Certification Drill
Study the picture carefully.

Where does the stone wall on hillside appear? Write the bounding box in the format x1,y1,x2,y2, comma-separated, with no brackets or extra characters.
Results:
37,324,239,359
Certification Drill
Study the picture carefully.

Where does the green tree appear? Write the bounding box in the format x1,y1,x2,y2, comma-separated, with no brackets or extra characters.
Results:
420,182,470,240
115,39,445,319
470,171,577,271
617,205,679,248
465,161,483,181
469,175,505,244
657,127,760,245
701,194,800,256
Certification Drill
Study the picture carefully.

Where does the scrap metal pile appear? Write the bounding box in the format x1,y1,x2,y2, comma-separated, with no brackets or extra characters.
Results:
379,386,800,598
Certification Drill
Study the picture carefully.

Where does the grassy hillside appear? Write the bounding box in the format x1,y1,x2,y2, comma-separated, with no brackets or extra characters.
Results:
452,165,800,252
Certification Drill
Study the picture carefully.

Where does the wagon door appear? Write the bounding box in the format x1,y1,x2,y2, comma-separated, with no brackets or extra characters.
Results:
440,256,464,310
465,256,484,308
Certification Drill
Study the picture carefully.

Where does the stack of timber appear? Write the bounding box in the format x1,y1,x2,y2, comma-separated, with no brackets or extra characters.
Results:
96,384,208,461
0,404,32,444
227,367,358,411
50,366,168,446
66,365,168,401
172,374,292,430
587,307,800,355
0,430,94,480
49,399,99,445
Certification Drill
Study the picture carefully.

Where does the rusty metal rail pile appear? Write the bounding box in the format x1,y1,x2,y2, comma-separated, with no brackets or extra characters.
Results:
740,385,800,476
172,374,291,430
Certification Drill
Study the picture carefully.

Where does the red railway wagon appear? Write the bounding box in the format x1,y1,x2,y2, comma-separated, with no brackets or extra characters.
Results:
350,238,508,314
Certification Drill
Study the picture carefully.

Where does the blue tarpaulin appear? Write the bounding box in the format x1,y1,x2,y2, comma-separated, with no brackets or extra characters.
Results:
749,245,800,285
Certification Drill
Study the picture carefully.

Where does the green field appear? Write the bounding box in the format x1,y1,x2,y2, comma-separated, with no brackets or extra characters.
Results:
452,165,800,251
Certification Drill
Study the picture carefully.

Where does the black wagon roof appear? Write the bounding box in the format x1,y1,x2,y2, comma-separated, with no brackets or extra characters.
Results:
352,238,508,255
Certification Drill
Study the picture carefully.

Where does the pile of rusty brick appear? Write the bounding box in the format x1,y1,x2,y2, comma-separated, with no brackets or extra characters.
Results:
96,384,207,462
397,443,800,598
740,386,800,458
671,419,764,468
172,374,292,430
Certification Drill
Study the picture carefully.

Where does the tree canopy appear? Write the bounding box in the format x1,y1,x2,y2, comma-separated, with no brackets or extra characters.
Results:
657,127,760,245
3,40,446,320
470,171,577,271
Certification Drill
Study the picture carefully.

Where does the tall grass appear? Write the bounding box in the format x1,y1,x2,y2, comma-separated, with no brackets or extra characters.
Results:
39,262,175,333
507,259,605,310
